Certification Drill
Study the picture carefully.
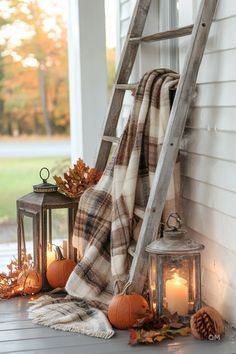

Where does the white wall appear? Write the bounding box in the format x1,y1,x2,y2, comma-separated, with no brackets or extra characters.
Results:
179,0,236,326
117,0,236,326
116,0,179,134
116,0,161,134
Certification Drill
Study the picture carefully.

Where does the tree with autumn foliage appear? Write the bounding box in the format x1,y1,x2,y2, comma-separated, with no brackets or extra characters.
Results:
0,0,69,136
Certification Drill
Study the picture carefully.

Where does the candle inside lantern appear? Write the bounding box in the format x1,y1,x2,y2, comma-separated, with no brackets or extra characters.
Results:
47,243,55,268
166,273,188,315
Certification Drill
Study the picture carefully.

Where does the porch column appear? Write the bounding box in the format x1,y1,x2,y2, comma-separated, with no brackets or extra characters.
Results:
67,0,107,166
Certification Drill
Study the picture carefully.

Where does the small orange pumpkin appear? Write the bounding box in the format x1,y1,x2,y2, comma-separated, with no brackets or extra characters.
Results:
17,268,42,295
108,283,149,329
46,246,76,289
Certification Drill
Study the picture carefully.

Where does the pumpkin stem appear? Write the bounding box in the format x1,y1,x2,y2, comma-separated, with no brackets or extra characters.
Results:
122,281,133,295
55,246,65,261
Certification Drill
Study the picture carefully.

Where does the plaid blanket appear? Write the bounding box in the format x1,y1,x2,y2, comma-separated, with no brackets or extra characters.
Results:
29,295,114,338
28,69,180,338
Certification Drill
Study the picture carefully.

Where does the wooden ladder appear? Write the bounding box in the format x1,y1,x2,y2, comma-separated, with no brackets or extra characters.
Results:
95,0,218,293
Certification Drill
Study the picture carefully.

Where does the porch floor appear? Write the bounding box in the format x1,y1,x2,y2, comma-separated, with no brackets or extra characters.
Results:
0,297,236,354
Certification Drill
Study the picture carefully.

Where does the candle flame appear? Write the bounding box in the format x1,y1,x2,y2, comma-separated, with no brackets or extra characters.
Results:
173,273,187,286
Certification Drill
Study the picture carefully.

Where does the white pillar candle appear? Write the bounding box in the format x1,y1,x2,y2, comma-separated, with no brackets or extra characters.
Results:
166,273,188,315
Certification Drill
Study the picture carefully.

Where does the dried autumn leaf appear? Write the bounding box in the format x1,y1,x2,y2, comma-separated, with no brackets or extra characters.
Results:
128,329,139,345
53,158,101,199
0,252,34,299
178,327,191,336
140,336,154,344
154,335,166,343
170,321,184,329
132,310,155,327
128,310,191,345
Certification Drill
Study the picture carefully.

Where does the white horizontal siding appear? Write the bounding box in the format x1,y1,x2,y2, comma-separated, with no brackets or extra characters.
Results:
184,199,236,254
182,14,236,54
181,1,236,325
214,0,236,21
190,228,236,288
180,16,236,68
183,178,236,219
183,129,236,162
120,17,130,37
185,228,236,326
116,0,161,135
182,153,236,193
206,16,236,53
116,0,133,135
120,1,130,20
194,82,236,107
197,48,236,84
187,107,236,132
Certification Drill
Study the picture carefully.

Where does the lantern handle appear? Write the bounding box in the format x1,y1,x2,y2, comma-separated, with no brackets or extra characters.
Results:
166,212,182,231
39,167,50,184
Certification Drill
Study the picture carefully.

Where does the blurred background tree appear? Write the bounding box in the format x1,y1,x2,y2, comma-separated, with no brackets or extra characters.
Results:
0,0,70,136
0,0,116,137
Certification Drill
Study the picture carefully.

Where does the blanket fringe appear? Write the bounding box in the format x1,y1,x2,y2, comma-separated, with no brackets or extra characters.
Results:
29,311,114,339
28,295,115,339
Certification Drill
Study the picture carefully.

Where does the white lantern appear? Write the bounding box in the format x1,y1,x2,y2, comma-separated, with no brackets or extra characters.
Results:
146,213,204,317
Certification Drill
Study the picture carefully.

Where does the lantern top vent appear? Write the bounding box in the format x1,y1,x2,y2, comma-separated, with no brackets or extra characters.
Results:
33,167,58,193
146,213,204,255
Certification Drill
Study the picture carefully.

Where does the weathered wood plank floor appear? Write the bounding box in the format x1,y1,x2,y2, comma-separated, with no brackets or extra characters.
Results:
0,297,236,354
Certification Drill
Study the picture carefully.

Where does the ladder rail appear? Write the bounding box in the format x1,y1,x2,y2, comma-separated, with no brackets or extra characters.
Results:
128,0,219,293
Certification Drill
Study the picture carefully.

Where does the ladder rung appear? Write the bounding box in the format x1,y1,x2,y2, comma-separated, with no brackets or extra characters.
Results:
134,206,145,219
129,24,193,43
102,135,119,143
116,84,138,91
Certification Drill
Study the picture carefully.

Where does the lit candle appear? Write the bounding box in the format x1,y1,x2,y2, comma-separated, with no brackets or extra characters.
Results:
47,243,55,268
166,273,188,315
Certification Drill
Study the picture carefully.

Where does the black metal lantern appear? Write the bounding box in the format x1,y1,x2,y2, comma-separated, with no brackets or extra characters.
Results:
146,213,204,317
17,167,78,290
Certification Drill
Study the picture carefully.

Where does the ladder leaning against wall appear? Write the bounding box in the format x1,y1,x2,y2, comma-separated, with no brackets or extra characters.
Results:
95,0,218,293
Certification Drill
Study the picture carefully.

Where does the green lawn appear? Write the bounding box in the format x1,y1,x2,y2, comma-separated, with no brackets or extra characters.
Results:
0,156,70,223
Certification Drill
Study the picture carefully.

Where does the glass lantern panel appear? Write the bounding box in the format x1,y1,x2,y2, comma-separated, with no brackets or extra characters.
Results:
161,255,196,316
149,254,200,316
19,214,37,267
148,255,158,313
47,208,69,259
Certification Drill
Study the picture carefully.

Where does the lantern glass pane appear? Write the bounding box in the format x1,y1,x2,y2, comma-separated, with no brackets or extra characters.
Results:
51,209,68,240
160,255,196,316
149,255,200,316
19,215,35,264
149,255,157,312
46,208,69,266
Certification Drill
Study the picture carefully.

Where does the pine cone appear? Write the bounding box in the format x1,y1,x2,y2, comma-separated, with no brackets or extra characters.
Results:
190,306,224,340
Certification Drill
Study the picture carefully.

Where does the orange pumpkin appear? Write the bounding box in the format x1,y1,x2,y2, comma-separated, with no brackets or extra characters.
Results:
46,246,76,288
108,283,149,329
17,268,42,295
